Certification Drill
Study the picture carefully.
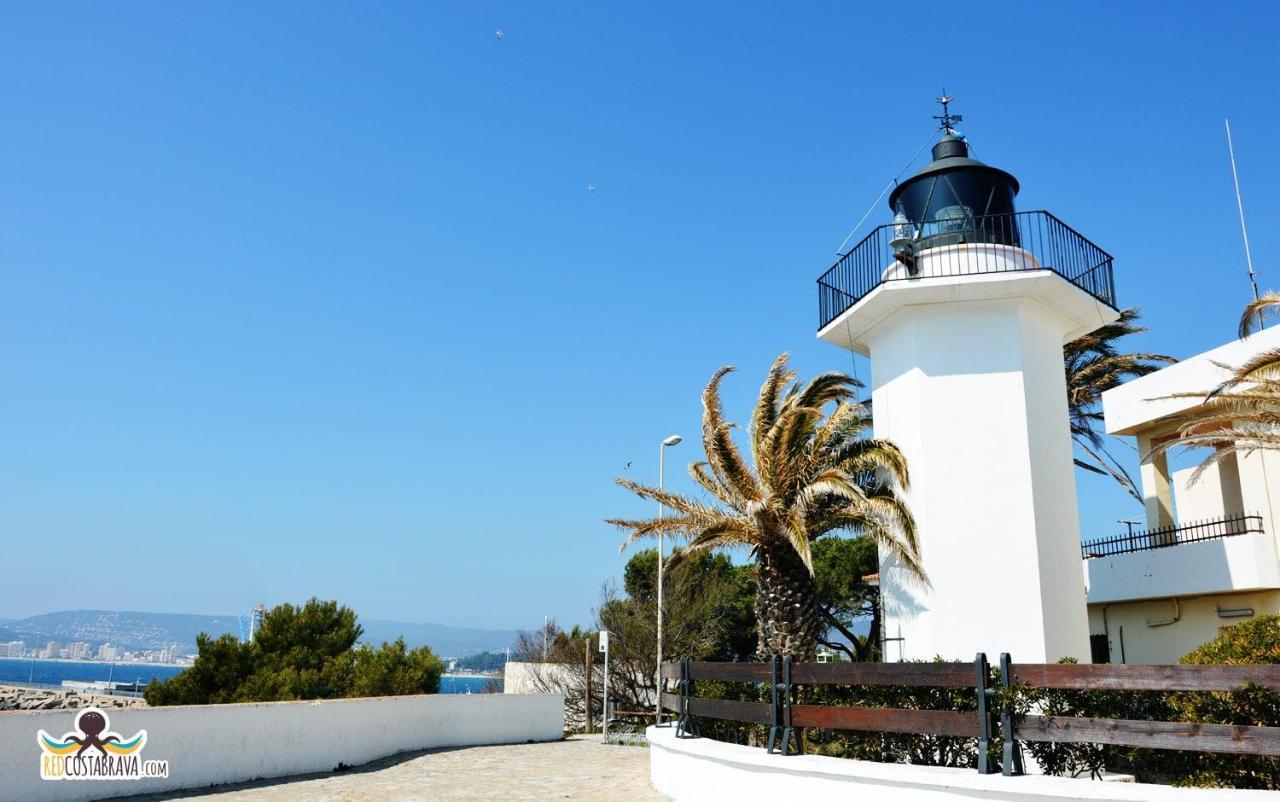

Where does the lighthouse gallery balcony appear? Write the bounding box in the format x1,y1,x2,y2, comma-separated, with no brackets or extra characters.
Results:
816,210,1117,330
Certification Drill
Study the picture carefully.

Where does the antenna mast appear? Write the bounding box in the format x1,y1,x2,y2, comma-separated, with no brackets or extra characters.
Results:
1225,119,1260,301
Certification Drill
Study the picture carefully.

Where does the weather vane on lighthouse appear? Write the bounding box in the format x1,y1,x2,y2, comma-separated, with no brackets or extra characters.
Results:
933,91,962,136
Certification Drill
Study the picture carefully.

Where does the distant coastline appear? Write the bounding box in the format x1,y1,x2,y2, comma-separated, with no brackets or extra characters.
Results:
0,655,188,669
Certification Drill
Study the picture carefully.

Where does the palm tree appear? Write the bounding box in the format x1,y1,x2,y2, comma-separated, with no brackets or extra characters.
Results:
607,353,919,659
1064,308,1175,500
1155,293,1280,464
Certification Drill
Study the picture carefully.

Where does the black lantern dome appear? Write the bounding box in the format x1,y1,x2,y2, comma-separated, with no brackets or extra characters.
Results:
887,98,1022,251
887,134,1019,223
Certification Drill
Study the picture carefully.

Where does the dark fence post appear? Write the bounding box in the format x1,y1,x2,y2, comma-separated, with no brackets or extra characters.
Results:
975,652,996,774
767,654,780,754
999,652,1024,776
767,654,795,756
781,654,794,756
676,657,696,738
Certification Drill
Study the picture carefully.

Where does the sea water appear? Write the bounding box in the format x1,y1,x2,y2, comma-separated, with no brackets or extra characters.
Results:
0,658,500,694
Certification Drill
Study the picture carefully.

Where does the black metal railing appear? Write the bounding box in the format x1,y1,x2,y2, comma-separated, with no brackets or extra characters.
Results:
1081,512,1265,559
816,210,1117,330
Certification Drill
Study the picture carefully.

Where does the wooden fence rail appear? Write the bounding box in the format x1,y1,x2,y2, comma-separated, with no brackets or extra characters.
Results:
659,653,1280,776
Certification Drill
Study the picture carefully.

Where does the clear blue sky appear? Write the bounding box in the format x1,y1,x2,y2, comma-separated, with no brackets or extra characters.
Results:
2,3,1278,630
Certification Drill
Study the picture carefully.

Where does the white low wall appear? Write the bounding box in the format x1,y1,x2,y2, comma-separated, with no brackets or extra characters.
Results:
648,726,1273,801
1086,531,1280,604
1,692,563,802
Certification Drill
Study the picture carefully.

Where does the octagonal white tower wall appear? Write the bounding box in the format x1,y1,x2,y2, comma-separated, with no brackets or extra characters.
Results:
821,247,1117,663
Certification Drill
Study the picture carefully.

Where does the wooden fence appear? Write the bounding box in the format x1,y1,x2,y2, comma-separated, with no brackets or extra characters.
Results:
658,654,1280,775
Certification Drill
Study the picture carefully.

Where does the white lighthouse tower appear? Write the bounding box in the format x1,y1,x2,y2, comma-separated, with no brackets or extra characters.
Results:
817,100,1117,663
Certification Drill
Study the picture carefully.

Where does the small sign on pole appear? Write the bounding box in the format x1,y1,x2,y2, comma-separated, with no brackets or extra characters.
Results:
598,630,609,653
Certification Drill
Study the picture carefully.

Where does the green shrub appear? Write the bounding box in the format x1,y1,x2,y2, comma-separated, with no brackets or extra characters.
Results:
1164,615,1280,789
145,598,443,705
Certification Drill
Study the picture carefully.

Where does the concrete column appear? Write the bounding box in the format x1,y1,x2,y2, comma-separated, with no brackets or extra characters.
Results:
1137,431,1174,532
1216,449,1246,517
1237,446,1280,554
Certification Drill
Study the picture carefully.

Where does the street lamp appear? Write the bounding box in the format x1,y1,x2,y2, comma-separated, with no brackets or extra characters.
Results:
656,434,682,724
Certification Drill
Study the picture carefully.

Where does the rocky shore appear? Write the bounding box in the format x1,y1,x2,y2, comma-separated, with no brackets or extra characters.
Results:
0,684,145,712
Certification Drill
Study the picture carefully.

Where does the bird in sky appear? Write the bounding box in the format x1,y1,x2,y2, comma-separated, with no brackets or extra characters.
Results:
495,29,504,39
587,183,597,192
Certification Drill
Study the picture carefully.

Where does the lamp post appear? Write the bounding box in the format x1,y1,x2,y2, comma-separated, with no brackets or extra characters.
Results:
656,434,682,724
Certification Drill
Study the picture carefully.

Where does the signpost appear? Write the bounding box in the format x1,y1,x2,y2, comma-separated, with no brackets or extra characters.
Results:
598,630,609,742
584,640,593,734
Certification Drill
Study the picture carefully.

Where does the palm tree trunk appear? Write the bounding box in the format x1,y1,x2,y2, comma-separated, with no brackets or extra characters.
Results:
866,594,881,661
755,543,822,659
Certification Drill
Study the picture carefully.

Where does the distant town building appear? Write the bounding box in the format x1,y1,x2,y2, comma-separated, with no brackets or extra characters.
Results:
0,640,24,658
249,603,266,642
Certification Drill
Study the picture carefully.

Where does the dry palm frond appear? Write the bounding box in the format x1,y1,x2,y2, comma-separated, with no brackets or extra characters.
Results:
608,354,919,577
700,367,760,505
1211,350,1280,392
1238,291,1280,339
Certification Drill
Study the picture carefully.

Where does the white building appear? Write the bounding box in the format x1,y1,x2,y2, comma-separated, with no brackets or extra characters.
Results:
1086,325,1280,663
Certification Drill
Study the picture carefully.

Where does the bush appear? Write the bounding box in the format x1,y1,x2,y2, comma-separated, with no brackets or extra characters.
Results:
1165,615,1280,789
145,598,443,705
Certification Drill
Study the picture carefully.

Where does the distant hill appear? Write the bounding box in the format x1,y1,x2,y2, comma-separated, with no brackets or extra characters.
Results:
0,610,244,653
0,610,515,658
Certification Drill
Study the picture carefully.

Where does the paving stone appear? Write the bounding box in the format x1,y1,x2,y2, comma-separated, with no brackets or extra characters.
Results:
136,735,663,801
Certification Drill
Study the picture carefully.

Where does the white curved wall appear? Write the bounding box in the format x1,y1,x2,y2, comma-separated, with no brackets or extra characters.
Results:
0,692,563,802
648,726,1273,801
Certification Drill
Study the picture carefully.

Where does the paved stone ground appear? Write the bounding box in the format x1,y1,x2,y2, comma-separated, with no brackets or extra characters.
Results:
137,735,664,801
